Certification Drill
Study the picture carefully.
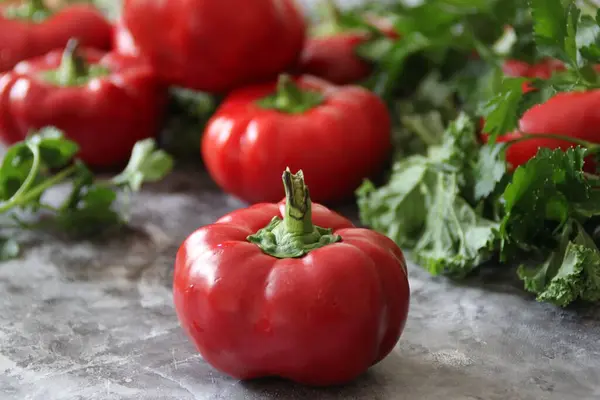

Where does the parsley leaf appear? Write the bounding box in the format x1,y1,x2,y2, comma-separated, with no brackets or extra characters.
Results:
479,77,526,138
112,138,174,191
495,146,600,306
474,143,507,201
411,172,498,277
499,147,591,256
518,220,600,307
529,0,573,62
358,114,499,277
0,128,174,259
578,10,600,63
355,0,525,101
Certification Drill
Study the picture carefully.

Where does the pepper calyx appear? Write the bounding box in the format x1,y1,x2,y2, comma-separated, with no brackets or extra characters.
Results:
256,75,324,114
39,39,110,87
247,168,341,258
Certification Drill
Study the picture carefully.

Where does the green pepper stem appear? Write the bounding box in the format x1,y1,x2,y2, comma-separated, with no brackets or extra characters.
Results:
256,74,324,114
282,168,314,236
324,0,342,28
29,0,46,10
57,39,88,86
246,168,341,259
275,75,304,111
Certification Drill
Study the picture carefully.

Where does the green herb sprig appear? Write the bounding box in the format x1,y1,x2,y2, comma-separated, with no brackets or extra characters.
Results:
0,127,173,259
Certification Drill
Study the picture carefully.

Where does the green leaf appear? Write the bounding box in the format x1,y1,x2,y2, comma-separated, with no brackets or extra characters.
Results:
357,157,431,248
500,147,592,256
356,37,397,62
0,143,36,201
111,138,174,191
479,77,526,138
412,172,498,277
518,221,600,307
474,143,507,201
428,112,480,182
391,72,459,157
451,59,503,113
365,32,431,98
480,77,556,142
358,114,499,277
563,3,581,66
31,127,79,168
577,11,600,63
529,0,569,60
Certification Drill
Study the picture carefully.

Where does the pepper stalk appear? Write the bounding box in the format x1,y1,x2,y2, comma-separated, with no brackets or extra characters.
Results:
256,74,324,114
41,38,110,87
247,168,341,258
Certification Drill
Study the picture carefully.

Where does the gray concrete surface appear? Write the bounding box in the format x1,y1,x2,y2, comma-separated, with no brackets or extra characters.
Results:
1,169,600,400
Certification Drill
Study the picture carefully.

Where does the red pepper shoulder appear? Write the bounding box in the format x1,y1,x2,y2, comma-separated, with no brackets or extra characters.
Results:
13,47,105,74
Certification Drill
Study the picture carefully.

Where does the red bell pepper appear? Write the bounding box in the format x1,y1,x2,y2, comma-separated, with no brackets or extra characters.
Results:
299,0,399,84
0,39,166,168
120,0,306,93
491,91,600,171
113,17,141,58
201,74,392,204
174,168,410,386
0,0,112,73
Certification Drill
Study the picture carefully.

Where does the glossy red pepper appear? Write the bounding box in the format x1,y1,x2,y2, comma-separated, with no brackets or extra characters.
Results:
299,1,399,84
493,91,600,171
0,0,112,73
113,17,141,58
0,40,167,168
201,74,392,204
120,0,306,93
174,169,410,386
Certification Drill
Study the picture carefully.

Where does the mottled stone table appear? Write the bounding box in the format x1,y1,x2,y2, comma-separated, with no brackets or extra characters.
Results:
1,169,600,400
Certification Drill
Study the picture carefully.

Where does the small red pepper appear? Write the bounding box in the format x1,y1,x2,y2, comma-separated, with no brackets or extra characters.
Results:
491,91,600,172
299,0,399,84
174,168,410,386
0,0,112,73
120,0,306,93
201,74,392,204
501,58,566,93
0,39,167,168
113,16,141,58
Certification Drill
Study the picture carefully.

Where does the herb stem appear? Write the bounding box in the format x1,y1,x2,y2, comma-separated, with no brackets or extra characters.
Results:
0,164,78,214
0,142,42,213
